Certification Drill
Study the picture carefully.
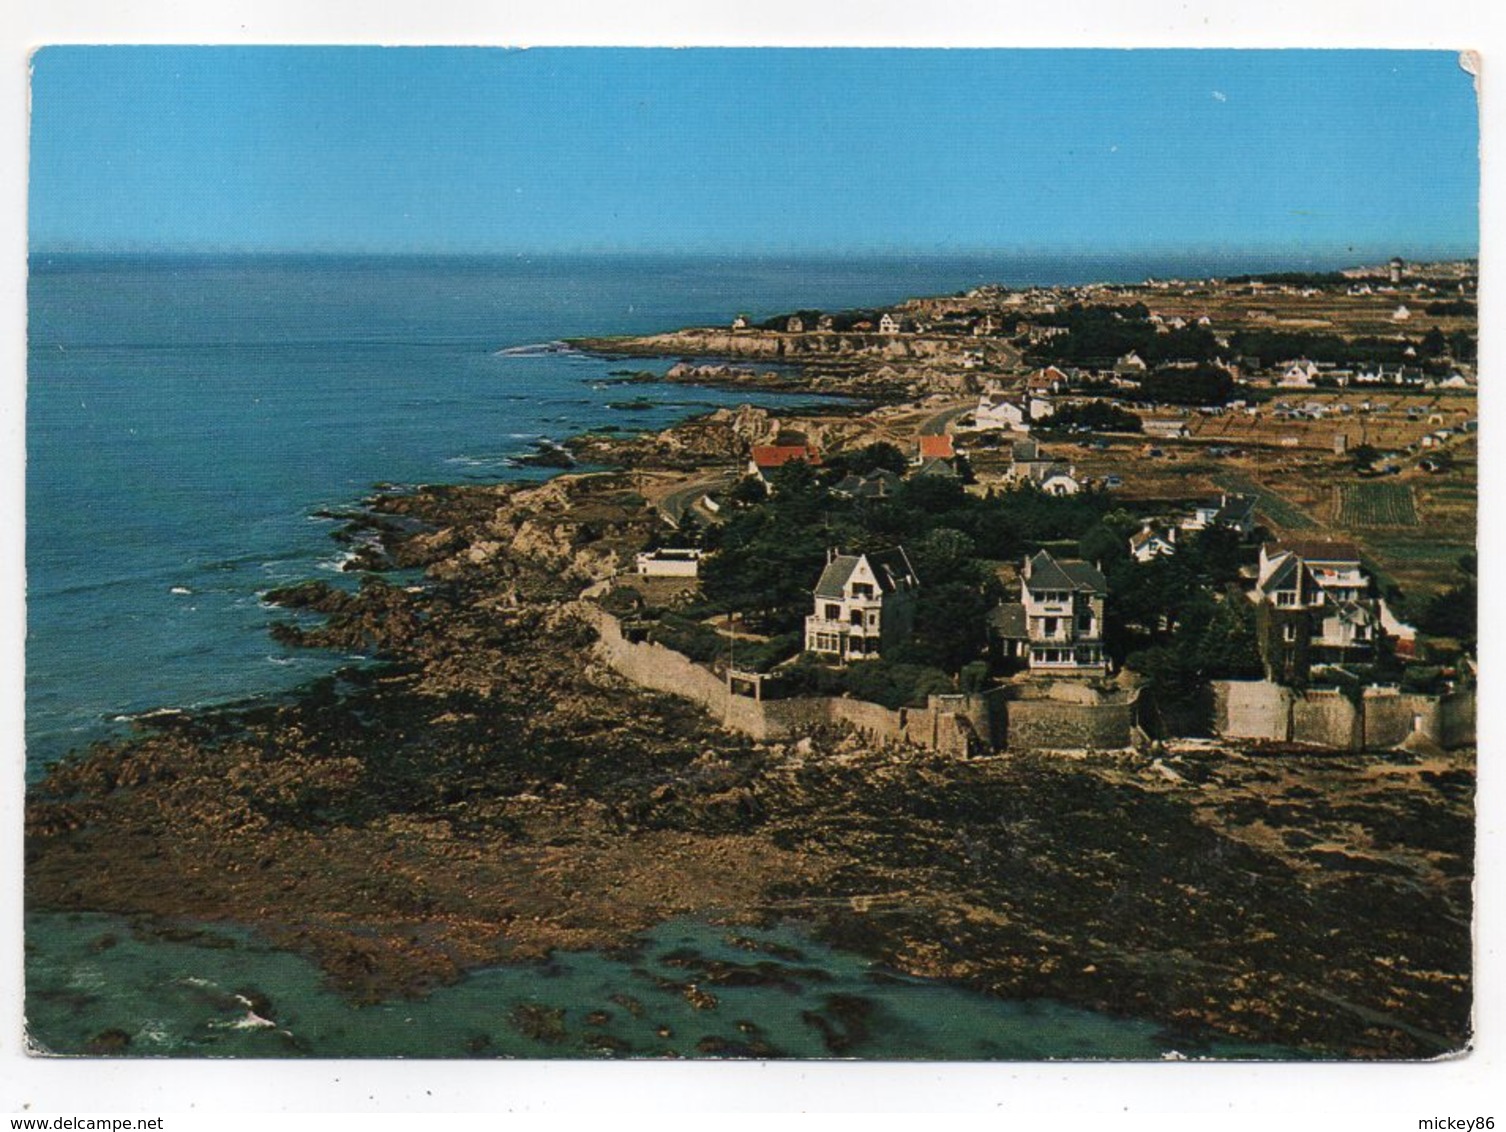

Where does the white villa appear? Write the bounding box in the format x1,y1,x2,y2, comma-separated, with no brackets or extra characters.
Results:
975,389,1029,432
1179,493,1258,537
804,548,920,662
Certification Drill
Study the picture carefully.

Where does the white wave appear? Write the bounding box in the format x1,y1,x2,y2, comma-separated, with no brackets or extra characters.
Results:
66,963,106,991
170,585,193,596
491,340,579,358
316,549,360,573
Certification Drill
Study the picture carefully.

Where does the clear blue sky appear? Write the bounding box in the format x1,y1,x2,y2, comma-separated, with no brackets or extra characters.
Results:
28,47,1479,258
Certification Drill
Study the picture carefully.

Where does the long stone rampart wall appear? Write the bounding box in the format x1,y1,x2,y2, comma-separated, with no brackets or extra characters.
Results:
583,604,1134,754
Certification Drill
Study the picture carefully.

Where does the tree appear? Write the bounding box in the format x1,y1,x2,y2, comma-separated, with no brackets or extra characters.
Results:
825,441,909,478
1418,581,1477,646
1191,595,1263,678
769,459,819,496
1447,329,1477,363
899,581,991,674
1419,327,1448,358
1139,365,1236,407
909,528,979,586
727,475,767,506
1084,520,1132,575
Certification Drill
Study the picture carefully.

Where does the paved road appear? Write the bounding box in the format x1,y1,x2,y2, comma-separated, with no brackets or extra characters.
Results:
659,472,737,527
917,400,975,436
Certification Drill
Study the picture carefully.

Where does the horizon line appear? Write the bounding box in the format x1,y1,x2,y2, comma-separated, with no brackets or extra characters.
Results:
27,243,1478,262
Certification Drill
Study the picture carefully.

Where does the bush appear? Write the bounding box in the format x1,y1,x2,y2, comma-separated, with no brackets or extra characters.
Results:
730,632,803,674
648,613,724,664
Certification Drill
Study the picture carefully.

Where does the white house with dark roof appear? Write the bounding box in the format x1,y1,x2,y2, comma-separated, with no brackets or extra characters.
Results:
975,388,1029,432
1129,522,1178,563
635,548,705,577
1179,492,1257,537
878,312,903,334
804,548,919,661
1037,464,1081,496
991,550,1108,673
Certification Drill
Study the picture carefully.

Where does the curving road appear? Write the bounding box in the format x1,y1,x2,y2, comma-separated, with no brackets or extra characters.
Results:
659,471,738,527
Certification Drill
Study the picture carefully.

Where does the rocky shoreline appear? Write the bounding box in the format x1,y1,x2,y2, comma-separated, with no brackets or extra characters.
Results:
25,458,1475,1058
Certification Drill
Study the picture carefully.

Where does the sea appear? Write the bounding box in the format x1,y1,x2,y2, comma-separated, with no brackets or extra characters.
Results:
24,250,1318,1059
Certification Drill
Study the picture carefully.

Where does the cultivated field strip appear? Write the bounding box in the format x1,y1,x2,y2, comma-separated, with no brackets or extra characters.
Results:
1336,482,1420,528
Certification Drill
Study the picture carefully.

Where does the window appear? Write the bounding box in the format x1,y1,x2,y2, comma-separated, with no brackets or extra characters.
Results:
1276,591,1295,607
1043,617,1058,636
825,603,841,621
1078,614,1093,633
851,583,873,599
850,609,864,626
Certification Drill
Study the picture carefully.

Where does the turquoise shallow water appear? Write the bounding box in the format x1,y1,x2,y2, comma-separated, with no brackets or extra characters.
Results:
24,912,1302,1060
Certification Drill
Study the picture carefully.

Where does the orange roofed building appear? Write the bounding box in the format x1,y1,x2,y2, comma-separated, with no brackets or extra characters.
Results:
747,443,822,488
916,434,955,461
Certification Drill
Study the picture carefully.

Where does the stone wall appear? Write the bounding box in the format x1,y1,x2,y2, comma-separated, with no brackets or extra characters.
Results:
1291,689,1363,750
585,604,1136,754
1005,696,1140,751
1439,691,1477,748
1212,679,1475,750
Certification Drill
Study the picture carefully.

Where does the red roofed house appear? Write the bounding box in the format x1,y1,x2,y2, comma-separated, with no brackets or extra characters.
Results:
916,434,955,461
748,443,821,489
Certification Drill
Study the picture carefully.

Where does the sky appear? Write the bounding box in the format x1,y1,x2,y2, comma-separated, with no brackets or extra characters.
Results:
27,46,1481,259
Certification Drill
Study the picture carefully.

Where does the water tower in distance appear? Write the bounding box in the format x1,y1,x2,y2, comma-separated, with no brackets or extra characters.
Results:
1389,256,1405,285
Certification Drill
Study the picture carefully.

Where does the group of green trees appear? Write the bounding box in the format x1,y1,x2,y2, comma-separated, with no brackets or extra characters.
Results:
1040,401,1143,433
1136,365,1238,407
1077,516,1263,725
692,460,1119,694
685,454,1279,718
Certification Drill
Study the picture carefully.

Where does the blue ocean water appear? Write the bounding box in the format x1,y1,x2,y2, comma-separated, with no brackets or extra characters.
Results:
25,252,894,774
26,250,1320,1059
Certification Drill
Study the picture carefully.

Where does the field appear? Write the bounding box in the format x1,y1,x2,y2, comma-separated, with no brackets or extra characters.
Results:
1179,389,1475,453
1335,482,1419,527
